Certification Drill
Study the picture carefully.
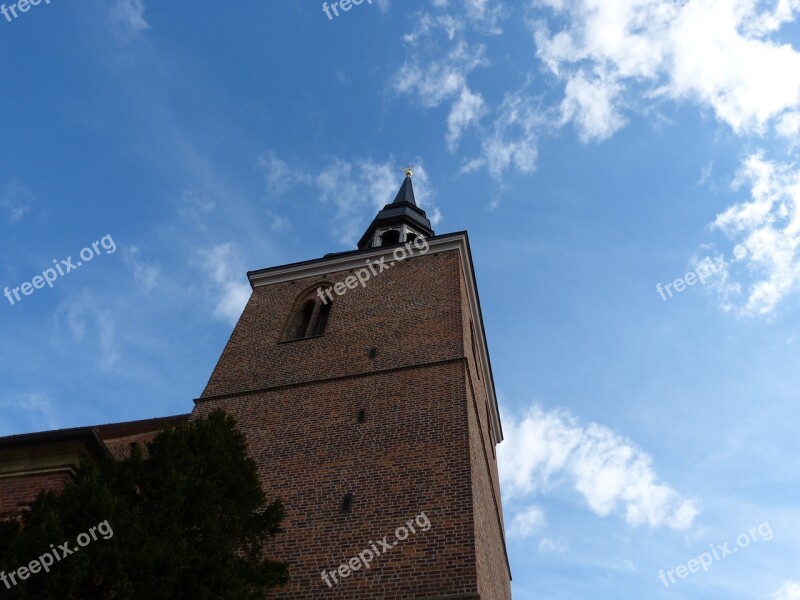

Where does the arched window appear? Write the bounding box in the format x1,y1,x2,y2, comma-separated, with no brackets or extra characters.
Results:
285,290,333,341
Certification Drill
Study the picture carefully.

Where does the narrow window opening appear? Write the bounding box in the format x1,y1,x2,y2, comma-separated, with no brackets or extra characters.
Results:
369,347,377,359
486,402,496,458
381,230,401,246
342,493,353,513
357,409,366,423
296,300,315,338
314,302,332,336
470,320,481,380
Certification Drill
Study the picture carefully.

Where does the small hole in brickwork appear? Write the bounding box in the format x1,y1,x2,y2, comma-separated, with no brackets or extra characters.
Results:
342,493,353,513
369,347,377,359
357,409,366,423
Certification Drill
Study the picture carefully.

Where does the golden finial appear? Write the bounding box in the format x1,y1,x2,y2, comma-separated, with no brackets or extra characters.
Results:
402,164,414,178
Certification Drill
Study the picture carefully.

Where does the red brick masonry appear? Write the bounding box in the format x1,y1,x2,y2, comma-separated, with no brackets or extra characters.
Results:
194,236,512,599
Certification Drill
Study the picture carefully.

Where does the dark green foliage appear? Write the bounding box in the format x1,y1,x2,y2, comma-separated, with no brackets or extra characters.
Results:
0,411,288,599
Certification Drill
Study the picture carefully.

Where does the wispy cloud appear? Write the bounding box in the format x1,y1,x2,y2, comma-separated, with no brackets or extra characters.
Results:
695,160,715,190
393,2,543,182
175,189,216,230
197,243,252,326
393,1,800,181
447,87,487,151
259,152,442,245
472,90,543,180
55,292,120,367
702,152,800,316
499,405,699,530
260,151,313,195
0,392,59,435
110,0,149,35
1,179,34,223
774,581,800,600
393,39,488,152
123,246,160,293
508,505,546,540
538,538,569,554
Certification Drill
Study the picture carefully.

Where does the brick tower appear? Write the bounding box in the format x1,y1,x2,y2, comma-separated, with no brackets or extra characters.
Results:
192,169,512,599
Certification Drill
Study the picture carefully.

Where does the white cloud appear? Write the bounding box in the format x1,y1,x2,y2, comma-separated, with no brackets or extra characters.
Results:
395,3,545,180
0,392,59,435
538,537,569,554
266,209,291,232
110,0,149,34
393,41,486,108
695,160,715,189
198,243,252,325
508,505,546,539
259,153,442,245
534,0,800,136
778,111,800,140
393,2,500,153
393,40,488,152
1,179,33,223
774,582,800,600
123,246,160,293
260,151,312,195
55,293,120,367
317,158,442,242
391,1,800,180
499,405,699,530
469,91,542,179
706,152,800,316
560,71,627,142
176,189,216,229
447,87,487,150
463,0,504,33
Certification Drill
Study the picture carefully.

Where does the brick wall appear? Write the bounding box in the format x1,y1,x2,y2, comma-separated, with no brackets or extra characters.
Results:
0,472,71,519
194,244,512,599
458,263,512,600
200,250,464,399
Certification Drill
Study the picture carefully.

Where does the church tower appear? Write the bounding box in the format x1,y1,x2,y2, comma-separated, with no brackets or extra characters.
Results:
192,170,512,599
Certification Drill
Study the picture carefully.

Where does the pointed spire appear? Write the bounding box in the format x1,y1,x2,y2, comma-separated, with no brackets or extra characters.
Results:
392,167,418,206
356,168,434,250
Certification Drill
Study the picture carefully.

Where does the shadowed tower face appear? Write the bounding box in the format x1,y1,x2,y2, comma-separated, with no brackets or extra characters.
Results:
192,171,512,599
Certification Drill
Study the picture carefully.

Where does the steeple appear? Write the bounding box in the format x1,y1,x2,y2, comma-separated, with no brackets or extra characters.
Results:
357,168,435,250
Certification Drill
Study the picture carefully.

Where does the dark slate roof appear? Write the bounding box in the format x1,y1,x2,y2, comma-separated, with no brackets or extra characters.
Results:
392,172,418,206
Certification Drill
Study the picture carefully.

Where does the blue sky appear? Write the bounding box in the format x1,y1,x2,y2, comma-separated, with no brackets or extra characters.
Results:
1,0,799,598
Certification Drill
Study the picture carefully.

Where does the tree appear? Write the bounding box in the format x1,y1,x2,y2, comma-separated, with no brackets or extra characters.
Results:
0,410,289,599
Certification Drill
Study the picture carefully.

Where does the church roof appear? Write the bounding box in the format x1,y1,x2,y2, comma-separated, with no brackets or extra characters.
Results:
0,414,190,452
